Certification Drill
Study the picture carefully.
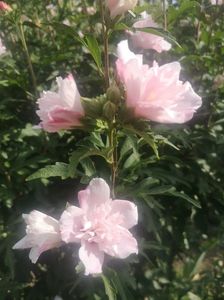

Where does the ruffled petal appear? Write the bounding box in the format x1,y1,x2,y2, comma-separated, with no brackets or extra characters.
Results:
78,178,111,212
60,206,84,243
12,236,32,250
110,200,138,229
100,226,138,259
79,242,104,275
29,247,42,264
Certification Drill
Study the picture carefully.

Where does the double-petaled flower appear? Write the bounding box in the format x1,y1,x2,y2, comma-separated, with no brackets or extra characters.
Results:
36,74,84,132
13,178,138,275
116,40,202,124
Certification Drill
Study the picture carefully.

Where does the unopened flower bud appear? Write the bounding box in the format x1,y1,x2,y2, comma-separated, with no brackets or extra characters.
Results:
213,74,224,89
106,85,121,104
103,101,116,121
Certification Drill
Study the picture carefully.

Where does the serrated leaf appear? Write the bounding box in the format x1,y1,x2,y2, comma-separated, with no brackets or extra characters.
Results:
26,162,69,181
69,148,113,177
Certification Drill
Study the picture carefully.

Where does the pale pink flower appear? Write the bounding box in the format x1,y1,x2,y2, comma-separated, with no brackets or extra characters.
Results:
106,0,138,19
0,38,6,55
60,178,138,275
116,40,202,124
13,210,62,263
0,1,12,11
36,74,84,132
130,12,171,53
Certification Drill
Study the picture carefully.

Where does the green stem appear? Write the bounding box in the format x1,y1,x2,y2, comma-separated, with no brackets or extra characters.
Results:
108,124,117,198
162,0,167,31
18,22,37,95
99,0,110,89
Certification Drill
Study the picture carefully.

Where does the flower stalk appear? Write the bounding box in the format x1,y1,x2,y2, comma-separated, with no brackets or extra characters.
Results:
108,123,117,198
99,0,110,89
18,21,37,95
162,0,167,31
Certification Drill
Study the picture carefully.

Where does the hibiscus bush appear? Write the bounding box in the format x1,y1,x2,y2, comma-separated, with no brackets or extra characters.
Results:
1,0,224,299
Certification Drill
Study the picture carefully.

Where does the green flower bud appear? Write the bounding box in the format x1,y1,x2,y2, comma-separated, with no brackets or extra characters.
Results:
106,85,121,104
103,101,116,121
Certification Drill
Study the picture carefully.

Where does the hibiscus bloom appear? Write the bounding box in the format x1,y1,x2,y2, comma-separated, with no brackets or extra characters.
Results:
106,0,138,19
130,12,171,53
116,40,202,124
36,74,84,132
13,210,62,263
60,178,138,275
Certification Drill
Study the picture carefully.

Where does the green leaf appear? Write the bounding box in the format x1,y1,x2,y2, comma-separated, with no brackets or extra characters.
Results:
148,185,174,195
168,1,201,24
113,23,130,31
26,162,69,181
77,35,103,74
155,134,179,150
69,148,113,177
169,190,201,208
124,125,159,158
119,136,140,169
123,151,140,169
101,274,117,300
49,22,77,37
80,158,96,177
190,252,206,277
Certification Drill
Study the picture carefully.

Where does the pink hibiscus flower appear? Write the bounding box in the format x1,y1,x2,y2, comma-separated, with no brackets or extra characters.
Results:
116,40,202,124
60,178,138,275
13,210,62,263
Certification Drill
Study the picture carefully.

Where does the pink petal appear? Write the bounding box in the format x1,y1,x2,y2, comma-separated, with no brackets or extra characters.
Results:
29,247,42,263
79,241,104,275
12,236,31,249
36,75,84,133
23,210,59,229
100,226,138,259
78,178,111,212
106,0,138,18
116,41,202,124
13,210,62,263
117,40,143,65
131,12,172,53
110,200,138,229
60,206,84,243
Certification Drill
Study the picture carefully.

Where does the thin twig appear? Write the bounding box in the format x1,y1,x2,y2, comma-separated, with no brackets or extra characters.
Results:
99,0,110,89
18,22,37,95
